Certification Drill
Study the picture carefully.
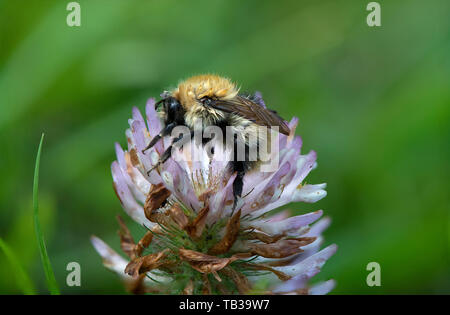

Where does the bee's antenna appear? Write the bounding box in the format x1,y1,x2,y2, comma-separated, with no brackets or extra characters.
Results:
154,98,165,110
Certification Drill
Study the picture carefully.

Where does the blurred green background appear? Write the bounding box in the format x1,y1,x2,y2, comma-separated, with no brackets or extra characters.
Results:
0,0,448,294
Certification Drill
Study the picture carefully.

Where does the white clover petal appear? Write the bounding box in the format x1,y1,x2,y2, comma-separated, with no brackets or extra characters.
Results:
292,183,327,203
272,274,308,293
91,236,170,284
91,236,129,277
243,210,323,236
111,161,154,227
274,244,338,278
161,170,174,188
309,279,336,295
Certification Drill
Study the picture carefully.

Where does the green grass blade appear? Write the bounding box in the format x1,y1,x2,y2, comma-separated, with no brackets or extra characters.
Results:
0,238,36,295
33,133,60,295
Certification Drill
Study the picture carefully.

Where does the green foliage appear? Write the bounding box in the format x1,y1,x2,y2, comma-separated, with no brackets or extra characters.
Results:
33,134,60,295
0,238,36,295
0,0,448,294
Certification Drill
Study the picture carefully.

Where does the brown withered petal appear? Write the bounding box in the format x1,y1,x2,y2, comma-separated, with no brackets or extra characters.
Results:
179,248,249,275
128,149,140,167
148,211,172,227
124,274,147,295
198,188,214,203
244,231,283,244
125,249,170,278
168,203,189,230
211,271,222,282
202,274,212,294
215,282,231,295
259,238,315,267
150,224,164,235
220,267,251,294
117,215,136,259
285,236,317,246
144,183,171,221
264,255,299,267
247,239,306,259
135,231,153,257
124,151,139,180
208,210,241,255
243,263,291,281
182,280,194,295
185,205,209,239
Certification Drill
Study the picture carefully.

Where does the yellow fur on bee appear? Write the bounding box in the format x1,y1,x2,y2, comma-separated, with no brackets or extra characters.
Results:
172,74,239,109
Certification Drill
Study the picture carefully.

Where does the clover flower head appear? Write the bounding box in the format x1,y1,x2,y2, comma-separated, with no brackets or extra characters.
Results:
92,96,337,295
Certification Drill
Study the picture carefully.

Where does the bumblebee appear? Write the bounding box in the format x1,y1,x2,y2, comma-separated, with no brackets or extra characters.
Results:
143,74,290,209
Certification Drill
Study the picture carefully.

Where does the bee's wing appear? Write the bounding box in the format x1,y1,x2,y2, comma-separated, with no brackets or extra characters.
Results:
212,96,290,135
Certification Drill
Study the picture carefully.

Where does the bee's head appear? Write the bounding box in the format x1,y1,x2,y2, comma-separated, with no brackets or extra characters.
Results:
156,96,185,125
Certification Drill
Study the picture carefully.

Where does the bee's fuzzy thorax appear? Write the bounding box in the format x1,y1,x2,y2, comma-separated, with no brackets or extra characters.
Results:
172,74,239,109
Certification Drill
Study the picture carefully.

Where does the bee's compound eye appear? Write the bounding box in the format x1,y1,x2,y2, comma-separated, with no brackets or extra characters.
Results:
168,98,181,110
201,97,213,106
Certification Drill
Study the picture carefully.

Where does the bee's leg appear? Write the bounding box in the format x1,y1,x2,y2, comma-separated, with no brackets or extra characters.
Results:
147,144,175,176
232,168,245,212
142,122,177,153
228,154,247,213
229,133,250,212
147,130,193,175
